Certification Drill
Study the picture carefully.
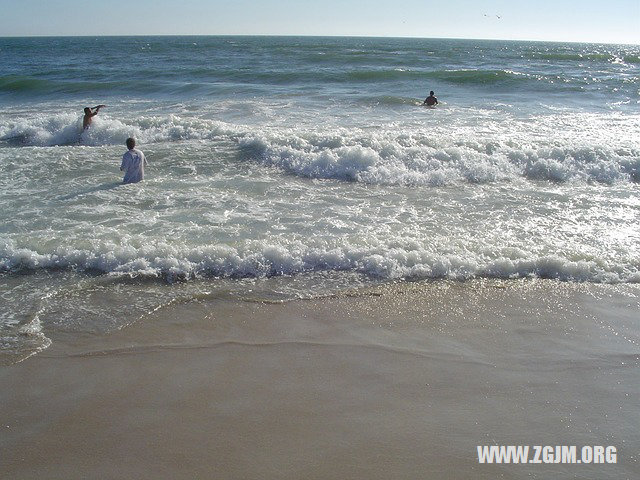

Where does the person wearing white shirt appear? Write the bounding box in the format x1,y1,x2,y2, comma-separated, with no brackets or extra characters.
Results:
120,137,147,184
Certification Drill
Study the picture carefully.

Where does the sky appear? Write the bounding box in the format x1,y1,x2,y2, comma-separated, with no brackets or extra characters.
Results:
0,0,638,44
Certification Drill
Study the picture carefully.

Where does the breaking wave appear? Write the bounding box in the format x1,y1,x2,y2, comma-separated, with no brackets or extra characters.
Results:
240,133,640,185
0,113,238,147
1,239,638,284
2,112,639,185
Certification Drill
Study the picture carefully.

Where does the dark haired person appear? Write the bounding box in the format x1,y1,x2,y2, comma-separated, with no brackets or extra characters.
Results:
423,91,438,106
120,137,147,184
83,104,106,129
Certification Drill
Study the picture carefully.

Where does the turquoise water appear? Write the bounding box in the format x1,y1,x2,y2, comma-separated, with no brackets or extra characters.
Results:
2,36,639,111
1,36,639,362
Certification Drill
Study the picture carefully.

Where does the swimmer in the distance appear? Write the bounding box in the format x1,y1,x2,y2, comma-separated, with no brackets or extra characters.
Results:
423,91,438,107
83,105,106,129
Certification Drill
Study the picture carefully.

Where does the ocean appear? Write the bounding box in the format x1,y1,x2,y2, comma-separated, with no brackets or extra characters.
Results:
1,36,639,364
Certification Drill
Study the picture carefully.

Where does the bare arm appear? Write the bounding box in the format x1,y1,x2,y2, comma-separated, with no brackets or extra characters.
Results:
91,105,105,116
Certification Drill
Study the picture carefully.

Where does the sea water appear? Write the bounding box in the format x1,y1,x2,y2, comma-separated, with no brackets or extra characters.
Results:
0,36,639,362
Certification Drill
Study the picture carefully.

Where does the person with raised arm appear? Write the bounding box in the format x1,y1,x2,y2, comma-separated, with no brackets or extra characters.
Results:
83,104,106,129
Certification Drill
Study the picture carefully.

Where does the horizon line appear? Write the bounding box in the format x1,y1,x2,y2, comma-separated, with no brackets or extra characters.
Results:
0,33,637,47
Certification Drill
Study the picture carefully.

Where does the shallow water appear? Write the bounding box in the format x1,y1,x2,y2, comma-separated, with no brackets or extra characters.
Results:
0,36,639,361
2,279,639,479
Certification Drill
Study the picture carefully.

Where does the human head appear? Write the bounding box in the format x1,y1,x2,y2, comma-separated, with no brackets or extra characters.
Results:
84,107,91,114
126,138,136,150
430,91,434,96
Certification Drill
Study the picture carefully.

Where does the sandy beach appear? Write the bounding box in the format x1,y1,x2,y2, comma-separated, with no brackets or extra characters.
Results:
1,24,639,480
1,279,638,479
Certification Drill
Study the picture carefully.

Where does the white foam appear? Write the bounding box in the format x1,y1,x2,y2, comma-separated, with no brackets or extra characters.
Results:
0,113,240,147
243,125,640,185
0,110,637,285
0,306,52,364
1,239,637,284
2,110,638,186
189,110,638,185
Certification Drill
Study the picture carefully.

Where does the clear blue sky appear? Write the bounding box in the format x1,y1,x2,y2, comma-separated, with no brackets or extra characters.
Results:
0,0,638,44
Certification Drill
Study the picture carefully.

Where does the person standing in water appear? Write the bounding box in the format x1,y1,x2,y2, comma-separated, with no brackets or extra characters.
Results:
423,91,438,106
83,104,106,129
120,137,148,184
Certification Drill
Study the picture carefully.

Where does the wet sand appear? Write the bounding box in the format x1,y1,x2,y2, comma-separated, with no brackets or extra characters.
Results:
1,280,639,479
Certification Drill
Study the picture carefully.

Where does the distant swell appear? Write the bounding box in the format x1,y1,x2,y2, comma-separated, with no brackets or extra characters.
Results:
0,75,155,96
0,68,578,96
525,52,640,65
425,69,529,85
0,76,53,93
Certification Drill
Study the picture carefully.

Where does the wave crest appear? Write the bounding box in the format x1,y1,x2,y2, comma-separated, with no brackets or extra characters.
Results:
242,130,640,186
2,112,638,185
0,113,237,147
1,240,637,284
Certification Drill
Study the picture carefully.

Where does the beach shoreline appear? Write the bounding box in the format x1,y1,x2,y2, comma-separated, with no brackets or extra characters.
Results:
1,279,638,479
1,34,639,480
